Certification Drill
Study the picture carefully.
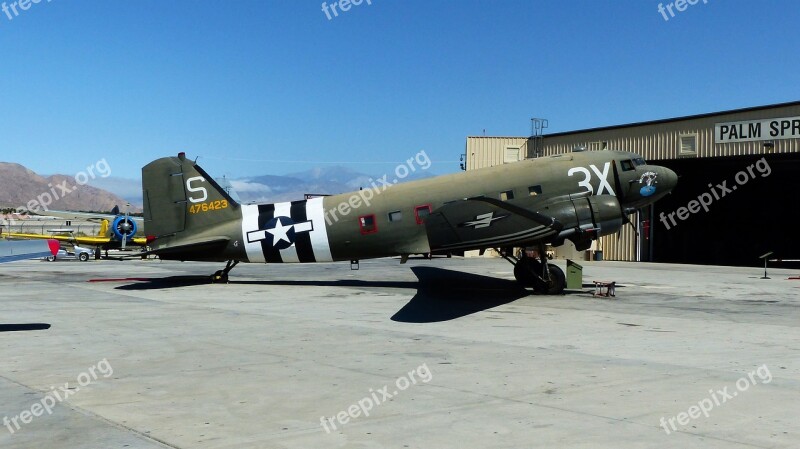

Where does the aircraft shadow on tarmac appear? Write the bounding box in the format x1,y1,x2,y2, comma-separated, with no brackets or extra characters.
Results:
391,267,529,323
114,276,419,290
114,267,530,323
0,323,51,332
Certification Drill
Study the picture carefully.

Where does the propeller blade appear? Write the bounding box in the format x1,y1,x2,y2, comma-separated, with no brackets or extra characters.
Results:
612,160,627,240
611,160,624,198
628,215,639,238
618,211,640,240
122,206,129,250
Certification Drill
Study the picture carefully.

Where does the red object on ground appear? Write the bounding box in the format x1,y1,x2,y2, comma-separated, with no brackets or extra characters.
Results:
46,239,60,256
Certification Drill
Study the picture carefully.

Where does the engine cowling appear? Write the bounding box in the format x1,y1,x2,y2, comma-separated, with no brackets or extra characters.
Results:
540,194,623,249
572,195,624,237
111,216,138,241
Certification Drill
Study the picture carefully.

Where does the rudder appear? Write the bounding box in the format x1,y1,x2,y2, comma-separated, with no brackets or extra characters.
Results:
142,153,240,239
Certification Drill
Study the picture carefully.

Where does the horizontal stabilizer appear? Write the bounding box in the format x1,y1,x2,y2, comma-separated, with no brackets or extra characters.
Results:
141,237,230,260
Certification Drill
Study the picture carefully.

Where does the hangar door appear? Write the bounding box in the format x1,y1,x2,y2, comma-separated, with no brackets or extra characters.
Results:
649,153,800,267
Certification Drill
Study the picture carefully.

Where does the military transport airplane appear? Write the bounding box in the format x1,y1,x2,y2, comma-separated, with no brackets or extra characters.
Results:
141,150,677,294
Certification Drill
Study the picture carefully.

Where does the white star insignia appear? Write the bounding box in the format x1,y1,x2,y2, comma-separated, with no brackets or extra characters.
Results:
266,217,293,245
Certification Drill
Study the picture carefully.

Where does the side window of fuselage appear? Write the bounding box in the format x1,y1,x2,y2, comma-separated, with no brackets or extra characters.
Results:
414,205,432,224
359,214,378,235
388,210,403,222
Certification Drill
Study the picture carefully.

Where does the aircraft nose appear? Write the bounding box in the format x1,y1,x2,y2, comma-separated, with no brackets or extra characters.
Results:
658,166,678,194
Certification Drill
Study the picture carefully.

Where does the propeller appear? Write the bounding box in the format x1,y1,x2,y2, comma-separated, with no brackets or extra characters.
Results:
619,211,640,240
111,203,137,250
611,160,639,240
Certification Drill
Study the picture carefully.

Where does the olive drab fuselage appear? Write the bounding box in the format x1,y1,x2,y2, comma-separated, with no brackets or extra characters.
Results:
142,151,677,264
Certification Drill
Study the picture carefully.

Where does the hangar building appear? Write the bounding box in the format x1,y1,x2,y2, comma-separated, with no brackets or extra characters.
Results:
465,101,800,266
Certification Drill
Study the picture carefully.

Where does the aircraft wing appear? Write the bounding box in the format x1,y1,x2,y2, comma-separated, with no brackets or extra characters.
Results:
0,239,59,264
424,197,564,252
0,231,147,247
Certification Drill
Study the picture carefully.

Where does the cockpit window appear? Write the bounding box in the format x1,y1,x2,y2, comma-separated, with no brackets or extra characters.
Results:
633,158,646,166
620,160,635,171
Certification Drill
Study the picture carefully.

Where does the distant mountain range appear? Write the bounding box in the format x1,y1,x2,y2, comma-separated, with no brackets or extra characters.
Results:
0,162,132,213
0,162,436,212
230,166,435,203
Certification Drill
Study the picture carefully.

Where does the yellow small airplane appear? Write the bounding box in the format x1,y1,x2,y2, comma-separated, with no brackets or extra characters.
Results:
1,206,149,252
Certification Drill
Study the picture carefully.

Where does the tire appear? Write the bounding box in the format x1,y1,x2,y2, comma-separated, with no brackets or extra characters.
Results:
46,256,56,262
211,270,228,284
514,258,542,287
544,265,565,295
79,253,90,262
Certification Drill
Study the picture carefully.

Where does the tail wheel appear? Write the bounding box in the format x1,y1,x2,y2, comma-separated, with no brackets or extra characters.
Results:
211,270,228,284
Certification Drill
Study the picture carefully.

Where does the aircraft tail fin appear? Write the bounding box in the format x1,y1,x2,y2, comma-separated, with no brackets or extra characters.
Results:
142,153,240,240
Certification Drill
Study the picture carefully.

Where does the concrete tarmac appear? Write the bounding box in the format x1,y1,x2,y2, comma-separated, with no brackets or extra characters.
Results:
0,257,798,448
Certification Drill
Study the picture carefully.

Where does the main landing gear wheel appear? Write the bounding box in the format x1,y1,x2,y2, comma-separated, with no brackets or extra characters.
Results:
513,258,542,288
507,245,566,295
539,264,565,295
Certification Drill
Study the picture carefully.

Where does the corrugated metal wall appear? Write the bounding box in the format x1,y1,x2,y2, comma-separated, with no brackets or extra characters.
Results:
466,137,528,169
466,103,800,261
542,125,800,160
541,103,800,161
599,213,637,261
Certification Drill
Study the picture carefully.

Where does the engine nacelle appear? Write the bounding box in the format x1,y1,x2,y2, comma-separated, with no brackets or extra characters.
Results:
541,194,623,248
573,195,624,237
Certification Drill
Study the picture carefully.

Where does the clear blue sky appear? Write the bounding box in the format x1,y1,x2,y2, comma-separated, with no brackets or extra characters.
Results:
1,0,798,181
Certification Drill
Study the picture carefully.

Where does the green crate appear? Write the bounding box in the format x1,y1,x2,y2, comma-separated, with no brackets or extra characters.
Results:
566,259,583,290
